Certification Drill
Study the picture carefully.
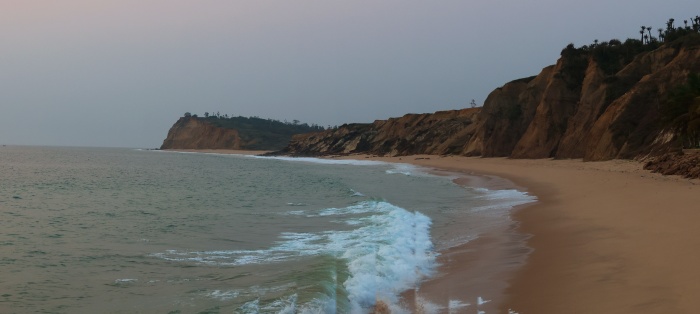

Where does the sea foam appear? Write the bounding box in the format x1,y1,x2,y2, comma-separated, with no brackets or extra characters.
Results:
252,155,388,166
154,201,436,313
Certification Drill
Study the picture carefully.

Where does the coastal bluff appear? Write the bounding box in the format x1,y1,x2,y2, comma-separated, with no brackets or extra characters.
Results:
161,116,243,150
160,115,325,151
273,35,700,178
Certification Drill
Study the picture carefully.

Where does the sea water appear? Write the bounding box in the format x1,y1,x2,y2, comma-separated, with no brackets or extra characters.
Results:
0,146,534,313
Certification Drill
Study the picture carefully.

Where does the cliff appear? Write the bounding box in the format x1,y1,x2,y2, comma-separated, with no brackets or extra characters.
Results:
277,108,480,156
160,115,325,150
275,34,700,177
161,117,244,150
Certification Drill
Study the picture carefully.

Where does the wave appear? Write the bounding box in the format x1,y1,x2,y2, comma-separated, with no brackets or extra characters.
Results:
153,201,436,313
252,155,388,166
470,188,537,212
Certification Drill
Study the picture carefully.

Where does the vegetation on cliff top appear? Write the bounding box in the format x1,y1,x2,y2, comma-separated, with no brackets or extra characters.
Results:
560,15,700,148
562,16,700,73
181,112,326,150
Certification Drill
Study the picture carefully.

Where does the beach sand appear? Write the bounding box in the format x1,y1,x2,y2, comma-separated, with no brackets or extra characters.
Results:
352,155,700,314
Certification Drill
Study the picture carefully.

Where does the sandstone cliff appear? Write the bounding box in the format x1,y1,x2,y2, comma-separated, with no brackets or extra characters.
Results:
161,117,244,150
161,116,327,150
275,35,700,177
277,108,480,156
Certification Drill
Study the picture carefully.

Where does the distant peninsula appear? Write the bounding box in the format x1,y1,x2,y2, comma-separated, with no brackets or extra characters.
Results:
161,16,700,178
160,114,325,151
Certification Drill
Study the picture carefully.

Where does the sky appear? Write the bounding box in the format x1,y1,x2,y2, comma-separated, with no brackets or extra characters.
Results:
1,1,697,148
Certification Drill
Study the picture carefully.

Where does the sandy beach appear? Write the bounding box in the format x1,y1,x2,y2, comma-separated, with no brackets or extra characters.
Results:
352,155,700,314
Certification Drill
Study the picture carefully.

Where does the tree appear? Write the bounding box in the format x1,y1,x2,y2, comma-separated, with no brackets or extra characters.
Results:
470,99,477,108
662,73,700,148
204,112,209,118
184,112,192,117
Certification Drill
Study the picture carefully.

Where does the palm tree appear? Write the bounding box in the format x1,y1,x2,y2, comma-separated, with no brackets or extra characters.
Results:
640,26,646,42
646,26,653,42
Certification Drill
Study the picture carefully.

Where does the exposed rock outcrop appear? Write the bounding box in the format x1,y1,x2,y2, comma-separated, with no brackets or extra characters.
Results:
277,109,480,156
644,151,700,178
470,40,700,160
161,117,243,150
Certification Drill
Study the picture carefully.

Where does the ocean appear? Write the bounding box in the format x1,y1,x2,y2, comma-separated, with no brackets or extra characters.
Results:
0,146,534,313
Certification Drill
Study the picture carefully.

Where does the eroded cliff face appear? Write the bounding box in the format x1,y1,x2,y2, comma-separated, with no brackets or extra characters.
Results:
278,109,480,156
278,40,700,171
468,43,700,160
160,117,243,150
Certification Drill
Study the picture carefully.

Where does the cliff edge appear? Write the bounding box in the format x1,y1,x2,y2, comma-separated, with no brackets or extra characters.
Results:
160,115,327,151
160,117,244,150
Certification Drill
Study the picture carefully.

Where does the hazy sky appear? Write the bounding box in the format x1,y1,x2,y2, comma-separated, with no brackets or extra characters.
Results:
1,1,697,148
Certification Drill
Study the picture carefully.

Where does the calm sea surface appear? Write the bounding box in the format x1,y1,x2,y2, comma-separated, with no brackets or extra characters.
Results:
0,146,533,313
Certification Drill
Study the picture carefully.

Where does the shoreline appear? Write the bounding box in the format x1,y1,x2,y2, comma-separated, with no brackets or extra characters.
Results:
160,148,272,155
353,155,700,313
168,149,700,313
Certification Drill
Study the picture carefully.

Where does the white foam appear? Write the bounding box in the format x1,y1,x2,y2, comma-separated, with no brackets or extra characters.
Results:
469,188,537,213
315,202,386,217
477,296,491,305
330,203,436,313
207,290,239,301
448,299,470,313
385,163,437,178
253,155,388,166
415,296,444,314
154,200,437,313
350,189,365,197
114,278,137,284
253,155,436,180
286,202,307,206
